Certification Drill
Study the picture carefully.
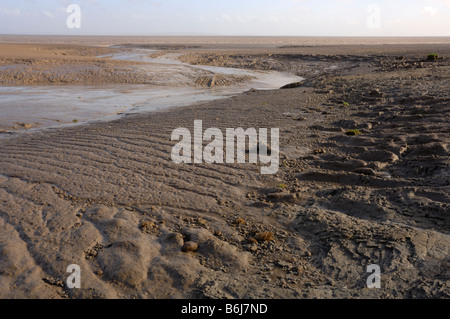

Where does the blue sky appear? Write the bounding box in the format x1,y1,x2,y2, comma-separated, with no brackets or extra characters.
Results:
0,0,449,36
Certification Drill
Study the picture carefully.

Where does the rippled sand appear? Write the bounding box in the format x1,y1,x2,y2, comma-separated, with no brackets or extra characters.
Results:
0,36,449,299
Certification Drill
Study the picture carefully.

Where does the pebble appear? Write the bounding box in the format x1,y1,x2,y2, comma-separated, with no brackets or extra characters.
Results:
182,241,199,253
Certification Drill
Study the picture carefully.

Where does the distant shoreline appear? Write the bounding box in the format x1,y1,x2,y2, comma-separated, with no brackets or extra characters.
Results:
1,35,450,46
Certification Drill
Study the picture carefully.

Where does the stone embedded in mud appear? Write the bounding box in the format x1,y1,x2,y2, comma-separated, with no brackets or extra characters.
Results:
140,220,157,233
254,232,275,243
359,122,373,130
245,243,258,252
162,232,185,248
369,89,384,97
333,119,359,129
183,227,251,270
14,122,33,129
266,192,306,204
354,167,377,176
234,217,246,226
182,241,199,253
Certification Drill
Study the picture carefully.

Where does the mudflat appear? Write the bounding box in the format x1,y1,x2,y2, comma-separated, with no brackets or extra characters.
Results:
0,36,449,299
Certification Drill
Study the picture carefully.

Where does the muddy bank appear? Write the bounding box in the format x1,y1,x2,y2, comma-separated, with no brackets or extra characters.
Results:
0,40,449,299
0,44,149,86
0,44,302,132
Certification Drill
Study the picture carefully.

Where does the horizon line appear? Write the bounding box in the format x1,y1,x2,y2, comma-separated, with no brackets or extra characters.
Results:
1,34,450,38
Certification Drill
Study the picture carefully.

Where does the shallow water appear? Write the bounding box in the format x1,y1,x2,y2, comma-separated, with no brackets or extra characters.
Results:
0,48,303,134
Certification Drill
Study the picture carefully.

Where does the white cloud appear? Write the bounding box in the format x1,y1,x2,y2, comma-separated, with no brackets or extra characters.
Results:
345,17,358,25
423,6,438,16
0,6,21,16
43,11,55,19
430,0,450,7
294,6,310,12
220,14,232,22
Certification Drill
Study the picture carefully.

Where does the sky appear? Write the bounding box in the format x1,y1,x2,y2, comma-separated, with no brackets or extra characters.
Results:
0,0,449,36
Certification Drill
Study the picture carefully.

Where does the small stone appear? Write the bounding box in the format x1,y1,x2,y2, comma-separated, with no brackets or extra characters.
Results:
314,148,326,154
182,241,199,253
234,217,246,226
262,276,271,282
354,167,376,176
369,89,384,97
293,115,307,121
196,218,208,227
360,123,373,130
254,232,275,243
276,261,294,269
141,221,157,233
15,122,33,129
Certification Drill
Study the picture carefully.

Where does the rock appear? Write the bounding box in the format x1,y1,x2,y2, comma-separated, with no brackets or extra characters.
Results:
140,221,157,233
14,122,33,129
182,241,199,253
43,277,65,288
163,232,184,247
254,232,275,243
262,276,271,283
196,218,208,227
369,89,384,97
276,261,294,269
359,123,373,130
354,167,377,176
245,244,258,252
333,119,359,129
266,192,306,204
